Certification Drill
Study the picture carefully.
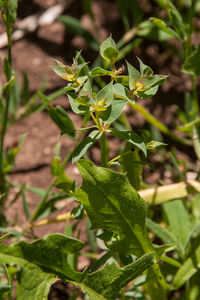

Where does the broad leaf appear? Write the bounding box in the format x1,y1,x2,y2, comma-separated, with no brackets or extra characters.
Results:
136,85,159,99
0,234,154,300
67,92,89,115
107,129,147,157
99,99,127,124
126,61,140,90
139,75,167,90
90,67,115,77
75,160,154,256
50,65,74,81
114,76,129,86
96,82,113,107
72,130,102,163
100,37,119,64
137,57,153,76
113,83,134,102
0,234,85,300
81,252,154,300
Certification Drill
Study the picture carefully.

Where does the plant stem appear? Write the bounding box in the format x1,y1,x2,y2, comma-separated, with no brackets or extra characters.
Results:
107,150,132,167
100,132,107,167
129,102,193,146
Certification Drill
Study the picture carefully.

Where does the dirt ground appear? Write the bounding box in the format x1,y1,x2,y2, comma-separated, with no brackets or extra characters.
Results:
0,0,199,299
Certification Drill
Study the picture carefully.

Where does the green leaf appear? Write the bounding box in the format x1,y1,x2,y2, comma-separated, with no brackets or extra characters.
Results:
107,129,147,157
98,99,127,124
3,58,11,81
146,141,167,149
21,187,30,220
51,157,73,192
21,70,29,105
137,57,153,76
50,65,74,81
172,244,200,290
90,67,115,77
68,92,89,115
169,151,185,181
59,125,97,137
0,234,85,300
136,85,159,99
185,222,200,252
100,37,119,64
81,252,154,300
146,218,177,245
2,72,15,93
58,15,99,51
0,286,11,300
0,233,154,300
72,130,102,163
163,200,192,254
177,118,200,132
126,61,140,90
113,83,134,102
137,20,174,41
114,76,129,86
4,133,27,172
47,105,75,140
139,75,168,90
0,232,12,242
150,18,183,42
72,203,84,220
75,160,154,256
96,82,113,107
182,45,200,76
168,8,186,39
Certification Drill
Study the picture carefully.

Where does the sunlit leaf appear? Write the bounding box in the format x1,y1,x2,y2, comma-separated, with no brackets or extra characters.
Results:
75,160,153,256
100,36,119,64
90,67,115,77
107,129,147,156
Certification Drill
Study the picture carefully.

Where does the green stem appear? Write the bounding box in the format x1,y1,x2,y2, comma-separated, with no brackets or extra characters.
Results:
100,132,107,167
0,1,13,176
95,112,102,131
107,150,132,167
129,102,193,146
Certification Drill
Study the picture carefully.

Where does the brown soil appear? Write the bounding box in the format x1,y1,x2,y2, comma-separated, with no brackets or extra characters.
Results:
0,0,199,299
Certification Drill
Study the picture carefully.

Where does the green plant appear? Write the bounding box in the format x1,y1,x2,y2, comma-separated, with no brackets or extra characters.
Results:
2,0,200,299
0,35,171,299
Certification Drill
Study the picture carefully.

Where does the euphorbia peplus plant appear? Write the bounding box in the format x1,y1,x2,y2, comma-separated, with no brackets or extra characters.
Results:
0,37,171,300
